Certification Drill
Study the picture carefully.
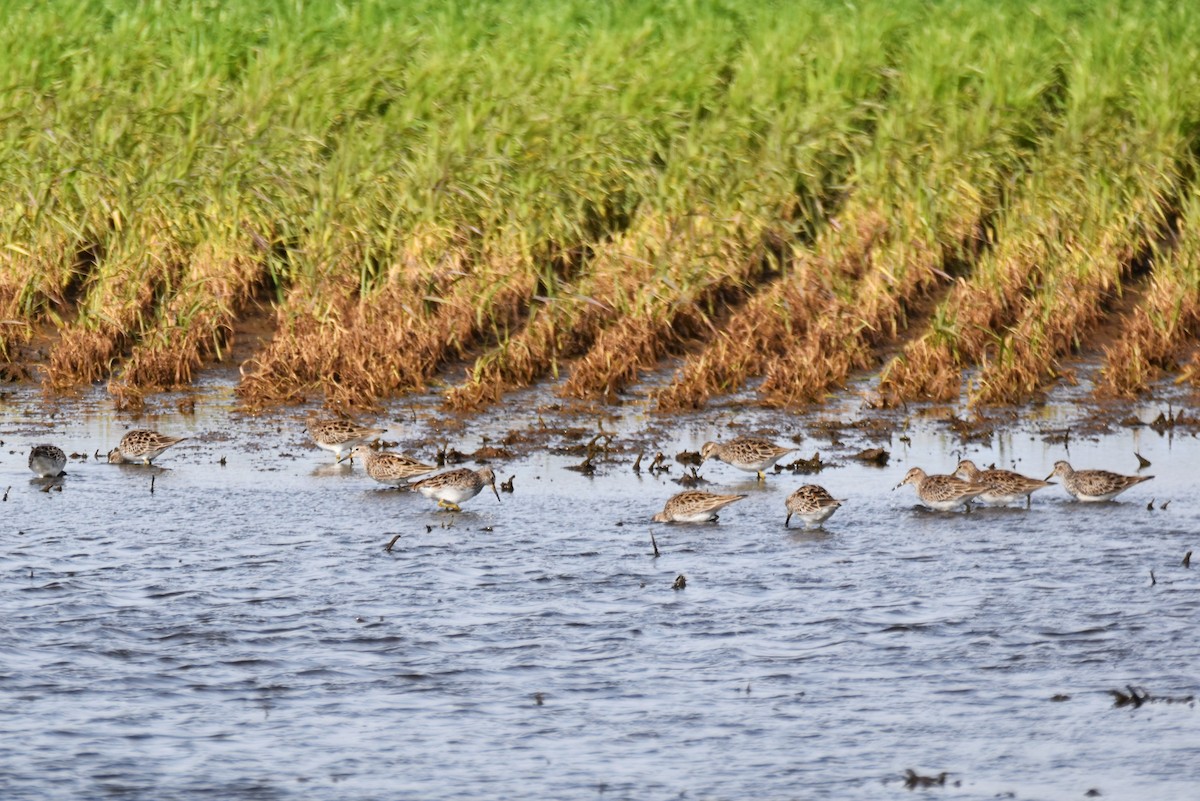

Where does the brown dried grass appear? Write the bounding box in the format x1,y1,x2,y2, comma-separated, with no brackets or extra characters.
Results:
238,226,538,409
756,209,954,406
440,227,656,412
555,214,762,402
441,296,614,411
0,234,95,362
653,213,887,411
111,239,267,397
45,229,186,389
878,196,1060,402
970,203,1159,405
1099,258,1200,396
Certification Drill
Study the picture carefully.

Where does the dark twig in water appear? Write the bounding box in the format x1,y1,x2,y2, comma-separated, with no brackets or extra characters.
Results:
219,455,227,466
632,452,643,474
383,533,402,552
581,433,612,462
1150,569,1156,586
1135,451,1151,468
1110,686,1195,707
649,452,669,474
1042,427,1070,447
150,475,156,494
784,451,826,474
500,475,515,493
650,531,660,558
1183,550,1192,568
1110,686,1148,708
1160,499,1170,510
673,466,705,487
2,486,9,502
1147,499,1155,511
854,447,889,465
566,454,595,475
903,769,948,788
672,574,686,590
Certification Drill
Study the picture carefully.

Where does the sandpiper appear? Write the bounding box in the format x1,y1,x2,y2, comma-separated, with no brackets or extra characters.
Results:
1046,460,1153,502
955,459,1054,508
107,430,186,465
411,467,500,511
350,444,437,487
306,415,386,463
895,467,989,512
652,490,747,523
699,436,794,480
784,484,843,529
29,444,67,478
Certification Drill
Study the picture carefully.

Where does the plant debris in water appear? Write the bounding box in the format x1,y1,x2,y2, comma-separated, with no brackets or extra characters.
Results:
1108,686,1195,708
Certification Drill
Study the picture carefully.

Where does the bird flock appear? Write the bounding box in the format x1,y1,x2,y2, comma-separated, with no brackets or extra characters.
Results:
657,436,1154,528
23,425,1155,525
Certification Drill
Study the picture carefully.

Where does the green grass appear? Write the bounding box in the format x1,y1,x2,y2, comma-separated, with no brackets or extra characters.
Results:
2,0,1199,406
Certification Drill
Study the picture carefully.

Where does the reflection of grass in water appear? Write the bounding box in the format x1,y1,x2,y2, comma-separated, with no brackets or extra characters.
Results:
3,1,1200,409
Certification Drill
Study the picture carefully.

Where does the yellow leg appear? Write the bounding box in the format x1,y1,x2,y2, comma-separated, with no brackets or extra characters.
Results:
757,471,766,481
437,499,462,512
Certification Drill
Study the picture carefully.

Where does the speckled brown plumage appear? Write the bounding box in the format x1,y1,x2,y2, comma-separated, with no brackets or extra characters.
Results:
652,490,747,523
350,445,437,486
1047,460,1153,502
895,467,988,512
306,416,386,462
955,459,1054,507
29,444,67,477
699,436,794,479
784,484,843,529
107,430,186,465
411,467,500,511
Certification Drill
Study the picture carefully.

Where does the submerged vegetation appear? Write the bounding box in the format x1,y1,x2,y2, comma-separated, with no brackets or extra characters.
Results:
3,0,1200,409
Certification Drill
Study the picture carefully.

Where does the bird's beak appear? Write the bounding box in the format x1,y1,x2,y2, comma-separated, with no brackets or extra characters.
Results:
491,483,501,502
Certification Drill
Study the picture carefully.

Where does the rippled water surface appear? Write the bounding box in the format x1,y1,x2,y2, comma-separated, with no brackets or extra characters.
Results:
1,379,1198,800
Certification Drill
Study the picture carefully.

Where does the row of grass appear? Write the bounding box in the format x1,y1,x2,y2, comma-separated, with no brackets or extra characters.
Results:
2,0,1199,409
880,1,1200,405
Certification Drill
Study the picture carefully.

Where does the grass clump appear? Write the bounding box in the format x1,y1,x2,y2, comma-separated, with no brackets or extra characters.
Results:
3,0,1200,409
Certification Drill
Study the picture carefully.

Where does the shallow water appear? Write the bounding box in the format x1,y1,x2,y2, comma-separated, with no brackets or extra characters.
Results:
1,378,1198,800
